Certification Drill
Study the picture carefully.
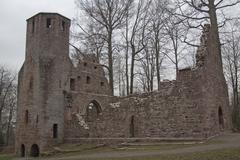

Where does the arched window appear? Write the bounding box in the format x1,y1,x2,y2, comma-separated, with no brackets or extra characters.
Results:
25,110,29,124
86,100,102,122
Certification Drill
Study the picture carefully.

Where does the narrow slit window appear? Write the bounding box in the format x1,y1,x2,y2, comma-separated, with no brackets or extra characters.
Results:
36,115,39,124
53,124,58,139
86,76,91,84
61,21,65,31
46,18,52,28
101,82,104,86
59,80,61,88
70,78,75,91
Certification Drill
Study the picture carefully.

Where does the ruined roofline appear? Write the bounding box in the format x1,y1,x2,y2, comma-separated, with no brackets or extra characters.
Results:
26,12,71,21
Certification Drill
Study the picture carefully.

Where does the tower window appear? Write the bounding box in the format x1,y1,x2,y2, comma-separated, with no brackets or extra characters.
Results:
25,110,29,124
53,124,58,139
101,82,104,86
86,76,91,84
70,78,75,91
32,19,35,33
46,18,52,28
84,62,87,67
61,21,65,31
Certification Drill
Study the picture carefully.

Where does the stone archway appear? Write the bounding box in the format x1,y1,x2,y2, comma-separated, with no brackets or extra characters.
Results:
218,107,224,130
30,144,39,157
20,144,25,157
86,100,102,122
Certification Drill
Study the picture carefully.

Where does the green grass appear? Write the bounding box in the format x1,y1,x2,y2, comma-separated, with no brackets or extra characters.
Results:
90,147,240,160
47,138,223,158
48,143,195,158
0,154,13,160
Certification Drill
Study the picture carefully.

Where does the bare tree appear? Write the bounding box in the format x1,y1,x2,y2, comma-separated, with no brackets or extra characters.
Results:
222,19,240,130
164,17,187,77
0,66,16,145
129,0,151,94
149,0,169,90
71,17,106,61
138,46,156,92
174,0,240,67
76,0,134,95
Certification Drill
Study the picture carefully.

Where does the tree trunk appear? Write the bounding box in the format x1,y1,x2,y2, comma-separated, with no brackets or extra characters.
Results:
208,0,223,68
155,35,161,91
108,31,114,95
125,17,130,95
6,104,13,145
130,48,135,94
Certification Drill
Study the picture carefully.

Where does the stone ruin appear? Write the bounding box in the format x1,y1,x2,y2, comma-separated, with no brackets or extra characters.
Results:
15,13,231,157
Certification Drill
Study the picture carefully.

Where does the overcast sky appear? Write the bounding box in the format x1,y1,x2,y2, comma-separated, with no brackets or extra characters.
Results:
0,0,75,71
1,1,240,73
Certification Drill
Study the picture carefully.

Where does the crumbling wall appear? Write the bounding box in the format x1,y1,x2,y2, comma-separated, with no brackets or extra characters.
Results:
62,24,231,141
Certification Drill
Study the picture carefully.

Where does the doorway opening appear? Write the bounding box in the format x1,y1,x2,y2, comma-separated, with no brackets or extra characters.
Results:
218,107,224,130
30,144,39,157
130,116,135,137
20,144,25,157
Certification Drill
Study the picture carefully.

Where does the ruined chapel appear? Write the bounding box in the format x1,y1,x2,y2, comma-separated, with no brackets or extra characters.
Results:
15,13,231,157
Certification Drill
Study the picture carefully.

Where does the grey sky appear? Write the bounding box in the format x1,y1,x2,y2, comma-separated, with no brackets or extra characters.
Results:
0,0,75,71
0,0,240,72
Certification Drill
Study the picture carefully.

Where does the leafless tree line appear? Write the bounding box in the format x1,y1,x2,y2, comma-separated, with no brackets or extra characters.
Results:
222,19,240,130
0,66,17,146
71,0,240,129
72,0,240,95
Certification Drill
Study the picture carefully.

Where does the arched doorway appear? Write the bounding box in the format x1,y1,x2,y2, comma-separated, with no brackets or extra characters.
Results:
20,144,25,157
130,116,135,137
30,144,39,157
86,100,102,122
218,107,224,130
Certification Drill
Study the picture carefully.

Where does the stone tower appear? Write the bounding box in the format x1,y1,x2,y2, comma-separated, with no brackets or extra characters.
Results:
15,13,71,157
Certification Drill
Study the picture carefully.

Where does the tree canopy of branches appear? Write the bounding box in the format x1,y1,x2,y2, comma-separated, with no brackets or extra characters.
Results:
222,19,240,130
75,0,134,95
72,0,240,99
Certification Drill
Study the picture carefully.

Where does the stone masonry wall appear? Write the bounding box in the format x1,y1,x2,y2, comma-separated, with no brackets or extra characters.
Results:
16,12,231,157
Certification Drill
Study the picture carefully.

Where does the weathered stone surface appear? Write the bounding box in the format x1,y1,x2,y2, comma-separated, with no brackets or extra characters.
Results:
15,13,231,157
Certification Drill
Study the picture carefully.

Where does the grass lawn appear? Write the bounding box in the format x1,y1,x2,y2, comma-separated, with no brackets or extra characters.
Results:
89,147,240,160
0,154,14,160
48,143,200,158
46,138,223,158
